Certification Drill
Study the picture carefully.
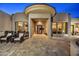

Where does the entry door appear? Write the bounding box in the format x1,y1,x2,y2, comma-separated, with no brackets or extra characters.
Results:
37,25,43,34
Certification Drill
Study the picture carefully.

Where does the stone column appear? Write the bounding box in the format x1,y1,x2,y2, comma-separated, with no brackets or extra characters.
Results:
28,15,31,38
12,15,15,32
68,16,71,36
48,16,52,38
56,21,58,36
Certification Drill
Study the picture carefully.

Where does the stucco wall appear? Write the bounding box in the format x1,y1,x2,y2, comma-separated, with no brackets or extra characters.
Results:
0,13,11,32
54,13,69,22
0,13,11,36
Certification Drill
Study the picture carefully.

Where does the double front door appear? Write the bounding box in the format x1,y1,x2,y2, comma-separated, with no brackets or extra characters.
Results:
36,25,44,34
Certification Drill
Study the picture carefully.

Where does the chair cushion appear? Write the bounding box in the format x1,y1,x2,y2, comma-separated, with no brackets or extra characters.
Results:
1,38,6,40
14,38,20,40
19,33,23,38
7,33,12,37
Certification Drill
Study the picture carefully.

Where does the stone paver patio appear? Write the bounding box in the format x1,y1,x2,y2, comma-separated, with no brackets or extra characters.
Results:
0,36,70,56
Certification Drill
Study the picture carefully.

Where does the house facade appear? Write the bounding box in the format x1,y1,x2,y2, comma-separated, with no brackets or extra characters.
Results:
0,4,79,38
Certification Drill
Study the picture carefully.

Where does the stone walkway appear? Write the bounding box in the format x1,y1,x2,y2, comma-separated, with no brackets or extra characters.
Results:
0,36,70,56
0,43,21,56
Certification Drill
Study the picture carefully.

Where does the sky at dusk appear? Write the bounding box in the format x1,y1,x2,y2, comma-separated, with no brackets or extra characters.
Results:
0,3,79,18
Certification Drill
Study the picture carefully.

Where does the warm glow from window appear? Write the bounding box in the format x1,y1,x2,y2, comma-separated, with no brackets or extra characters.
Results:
52,23,56,29
58,23,62,29
18,22,23,27
71,25,74,33
63,22,65,32
16,21,28,32
52,23,56,32
24,22,28,32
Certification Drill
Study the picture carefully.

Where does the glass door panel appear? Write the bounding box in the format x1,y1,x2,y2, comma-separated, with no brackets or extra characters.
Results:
63,22,67,34
52,23,56,34
37,25,43,34
57,22,63,34
24,22,28,32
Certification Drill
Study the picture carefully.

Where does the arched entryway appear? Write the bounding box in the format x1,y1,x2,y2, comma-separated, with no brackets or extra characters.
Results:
25,4,56,38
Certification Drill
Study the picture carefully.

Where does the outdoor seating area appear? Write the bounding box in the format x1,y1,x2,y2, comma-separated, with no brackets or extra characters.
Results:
0,31,29,43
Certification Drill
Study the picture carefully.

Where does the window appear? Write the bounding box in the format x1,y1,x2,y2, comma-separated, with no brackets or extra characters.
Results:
63,22,67,34
52,22,67,34
24,22,28,32
52,23,56,34
15,21,23,32
15,21,28,32
57,22,63,34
